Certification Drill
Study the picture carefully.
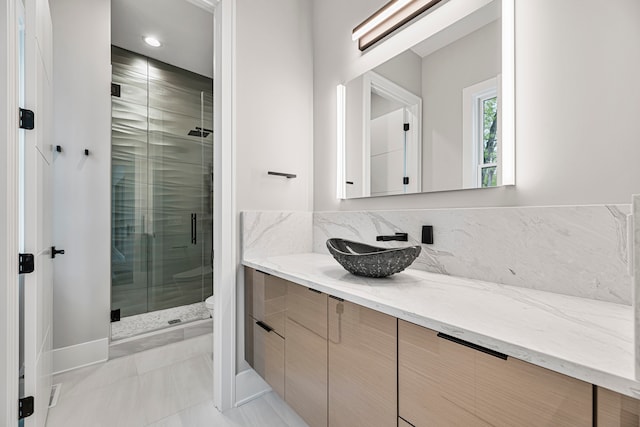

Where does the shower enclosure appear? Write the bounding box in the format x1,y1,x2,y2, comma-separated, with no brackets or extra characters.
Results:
110,46,213,336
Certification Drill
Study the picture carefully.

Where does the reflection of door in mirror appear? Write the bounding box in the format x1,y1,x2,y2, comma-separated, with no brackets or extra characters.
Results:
364,72,422,197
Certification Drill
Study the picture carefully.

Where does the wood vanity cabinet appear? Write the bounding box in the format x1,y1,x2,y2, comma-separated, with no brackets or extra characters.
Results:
398,320,592,427
250,268,286,336
284,283,328,427
328,298,397,427
597,387,640,426
252,320,285,398
244,268,286,398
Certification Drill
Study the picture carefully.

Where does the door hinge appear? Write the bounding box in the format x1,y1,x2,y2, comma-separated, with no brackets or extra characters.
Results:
111,309,121,322
19,108,35,130
111,83,121,97
19,396,34,419
403,177,410,185
19,253,35,274
403,123,410,131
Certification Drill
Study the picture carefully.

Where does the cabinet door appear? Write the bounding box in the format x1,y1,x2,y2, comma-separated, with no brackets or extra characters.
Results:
244,267,254,366
252,270,286,337
285,318,327,427
285,284,328,427
328,298,397,427
253,320,285,398
597,387,640,427
475,350,592,426
398,418,414,427
398,320,490,427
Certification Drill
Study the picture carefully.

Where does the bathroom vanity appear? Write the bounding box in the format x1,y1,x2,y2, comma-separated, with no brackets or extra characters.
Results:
243,254,640,427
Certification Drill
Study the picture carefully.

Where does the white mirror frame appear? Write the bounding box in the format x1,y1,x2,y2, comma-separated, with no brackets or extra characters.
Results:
337,0,515,199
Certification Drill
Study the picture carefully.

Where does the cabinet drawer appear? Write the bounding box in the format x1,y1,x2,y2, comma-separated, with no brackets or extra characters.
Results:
286,282,327,338
476,350,592,426
285,317,327,427
252,319,285,398
251,269,286,337
398,321,490,427
597,387,640,426
398,320,591,427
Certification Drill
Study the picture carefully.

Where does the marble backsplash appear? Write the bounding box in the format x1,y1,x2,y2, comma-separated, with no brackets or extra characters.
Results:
240,205,632,305
241,211,313,260
313,205,632,305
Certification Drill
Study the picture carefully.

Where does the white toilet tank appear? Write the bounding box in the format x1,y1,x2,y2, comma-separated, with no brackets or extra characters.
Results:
205,295,215,317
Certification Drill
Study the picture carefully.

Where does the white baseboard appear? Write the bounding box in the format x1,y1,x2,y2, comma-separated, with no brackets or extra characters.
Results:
235,368,271,407
52,338,109,375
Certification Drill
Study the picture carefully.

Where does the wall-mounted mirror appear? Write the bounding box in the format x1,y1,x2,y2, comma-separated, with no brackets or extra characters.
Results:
338,0,514,199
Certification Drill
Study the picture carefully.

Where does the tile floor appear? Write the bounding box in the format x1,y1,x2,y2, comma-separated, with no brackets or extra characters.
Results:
110,319,213,359
46,334,308,427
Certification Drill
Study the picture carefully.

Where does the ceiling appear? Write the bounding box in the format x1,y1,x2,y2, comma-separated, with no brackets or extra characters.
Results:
111,0,214,78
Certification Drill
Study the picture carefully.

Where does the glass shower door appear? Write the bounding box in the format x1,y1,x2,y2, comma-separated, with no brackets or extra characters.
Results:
147,58,213,313
111,46,213,331
111,48,150,318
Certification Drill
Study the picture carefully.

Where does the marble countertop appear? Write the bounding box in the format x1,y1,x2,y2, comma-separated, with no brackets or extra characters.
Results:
243,253,640,398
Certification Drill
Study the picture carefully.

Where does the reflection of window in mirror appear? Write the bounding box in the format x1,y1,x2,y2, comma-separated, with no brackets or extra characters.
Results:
479,94,498,187
463,77,500,189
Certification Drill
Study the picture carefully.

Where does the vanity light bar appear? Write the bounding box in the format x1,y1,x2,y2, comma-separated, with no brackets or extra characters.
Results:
336,84,346,199
500,0,516,186
352,0,413,41
353,0,444,51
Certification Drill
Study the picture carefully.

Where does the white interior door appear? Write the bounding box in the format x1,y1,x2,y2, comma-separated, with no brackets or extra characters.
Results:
21,0,53,424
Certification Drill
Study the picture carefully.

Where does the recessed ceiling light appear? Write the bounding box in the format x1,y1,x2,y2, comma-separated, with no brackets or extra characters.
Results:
143,36,162,47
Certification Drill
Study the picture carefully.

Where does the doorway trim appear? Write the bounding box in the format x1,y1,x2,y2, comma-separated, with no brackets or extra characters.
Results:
213,0,237,412
1,0,21,423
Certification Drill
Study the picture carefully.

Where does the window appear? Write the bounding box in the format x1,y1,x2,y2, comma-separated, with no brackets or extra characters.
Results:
462,77,499,189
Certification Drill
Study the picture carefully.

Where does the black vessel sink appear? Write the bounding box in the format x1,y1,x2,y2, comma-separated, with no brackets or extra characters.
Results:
326,238,421,278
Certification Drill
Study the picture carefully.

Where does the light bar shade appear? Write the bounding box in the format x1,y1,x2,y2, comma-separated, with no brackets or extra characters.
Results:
353,0,443,51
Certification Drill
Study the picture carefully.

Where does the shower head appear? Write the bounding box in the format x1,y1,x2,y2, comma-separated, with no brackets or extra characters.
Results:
188,126,212,138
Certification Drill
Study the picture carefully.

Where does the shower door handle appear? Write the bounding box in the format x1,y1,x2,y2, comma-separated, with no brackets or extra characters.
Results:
191,213,197,245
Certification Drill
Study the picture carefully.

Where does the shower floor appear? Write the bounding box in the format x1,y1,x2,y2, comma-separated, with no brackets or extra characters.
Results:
111,301,211,341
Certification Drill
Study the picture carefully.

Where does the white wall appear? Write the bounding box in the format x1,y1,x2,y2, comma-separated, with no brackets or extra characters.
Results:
235,0,314,370
422,19,500,191
374,49,422,97
50,0,111,359
235,0,314,212
313,0,640,211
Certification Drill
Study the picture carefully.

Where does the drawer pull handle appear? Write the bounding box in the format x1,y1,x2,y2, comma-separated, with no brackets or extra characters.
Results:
256,320,274,333
308,288,322,294
437,332,508,360
329,295,344,302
